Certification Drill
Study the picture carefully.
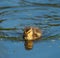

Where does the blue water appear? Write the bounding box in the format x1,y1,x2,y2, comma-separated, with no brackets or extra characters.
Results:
0,0,60,58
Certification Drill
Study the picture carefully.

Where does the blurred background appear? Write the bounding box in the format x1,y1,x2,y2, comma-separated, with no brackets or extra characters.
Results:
0,0,60,58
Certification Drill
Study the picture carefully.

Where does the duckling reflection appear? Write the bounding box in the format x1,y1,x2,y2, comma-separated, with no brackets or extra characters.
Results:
23,27,42,50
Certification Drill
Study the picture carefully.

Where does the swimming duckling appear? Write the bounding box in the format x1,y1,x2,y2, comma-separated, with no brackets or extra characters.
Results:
23,26,42,50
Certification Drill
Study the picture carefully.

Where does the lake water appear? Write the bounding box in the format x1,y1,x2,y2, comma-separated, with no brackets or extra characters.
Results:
0,0,60,58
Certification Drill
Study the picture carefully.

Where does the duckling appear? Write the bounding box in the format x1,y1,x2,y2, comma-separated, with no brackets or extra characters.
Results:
23,26,42,50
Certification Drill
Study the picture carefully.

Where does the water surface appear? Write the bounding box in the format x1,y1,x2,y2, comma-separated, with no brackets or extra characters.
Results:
0,0,60,58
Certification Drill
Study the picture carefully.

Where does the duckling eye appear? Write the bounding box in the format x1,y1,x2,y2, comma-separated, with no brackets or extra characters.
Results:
27,31,30,34
26,29,31,34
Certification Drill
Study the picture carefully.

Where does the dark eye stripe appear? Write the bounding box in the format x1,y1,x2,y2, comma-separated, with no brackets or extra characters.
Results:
34,34,38,37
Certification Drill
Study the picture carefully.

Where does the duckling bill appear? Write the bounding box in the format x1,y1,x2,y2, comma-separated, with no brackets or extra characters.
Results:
23,27,42,50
